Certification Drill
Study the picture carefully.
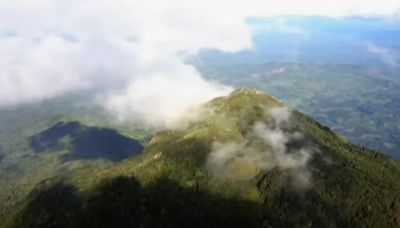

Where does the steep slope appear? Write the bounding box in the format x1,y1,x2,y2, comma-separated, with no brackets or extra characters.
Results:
4,88,400,228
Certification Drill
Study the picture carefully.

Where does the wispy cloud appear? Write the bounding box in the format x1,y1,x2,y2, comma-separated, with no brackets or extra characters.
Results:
250,17,308,36
366,42,399,67
206,107,316,190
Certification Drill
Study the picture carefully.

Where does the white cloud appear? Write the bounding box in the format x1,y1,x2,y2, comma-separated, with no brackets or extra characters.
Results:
366,42,399,67
250,17,309,36
0,0,399,126
104,65,229,127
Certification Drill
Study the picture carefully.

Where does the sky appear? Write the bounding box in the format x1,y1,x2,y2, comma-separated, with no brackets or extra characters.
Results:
0,0,399,127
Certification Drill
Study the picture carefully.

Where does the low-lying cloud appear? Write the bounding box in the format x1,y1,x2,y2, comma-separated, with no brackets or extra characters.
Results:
206,107,316,190
366,42,400,68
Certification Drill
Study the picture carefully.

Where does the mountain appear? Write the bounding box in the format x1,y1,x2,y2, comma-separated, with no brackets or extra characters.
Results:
2,88,400,228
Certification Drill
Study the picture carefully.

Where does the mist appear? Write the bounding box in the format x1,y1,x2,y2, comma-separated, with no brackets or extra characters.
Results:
206,107,316,189
366,42,400,68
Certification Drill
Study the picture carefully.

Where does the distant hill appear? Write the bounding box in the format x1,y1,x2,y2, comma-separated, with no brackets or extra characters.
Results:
3,89,400,228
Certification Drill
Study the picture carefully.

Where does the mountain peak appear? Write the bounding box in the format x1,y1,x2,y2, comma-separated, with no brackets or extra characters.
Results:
231,87,264,95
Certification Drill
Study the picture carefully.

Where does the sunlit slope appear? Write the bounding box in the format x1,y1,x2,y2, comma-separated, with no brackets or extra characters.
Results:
6,88,400,228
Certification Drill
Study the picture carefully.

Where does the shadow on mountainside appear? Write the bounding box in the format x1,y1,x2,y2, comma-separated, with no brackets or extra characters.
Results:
13,176,262,228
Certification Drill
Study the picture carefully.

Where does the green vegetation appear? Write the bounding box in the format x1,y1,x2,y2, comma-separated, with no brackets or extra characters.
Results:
0,93,151,227
1,88,400,227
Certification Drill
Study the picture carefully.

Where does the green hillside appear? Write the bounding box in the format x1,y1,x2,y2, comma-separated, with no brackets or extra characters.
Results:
2,88,400,228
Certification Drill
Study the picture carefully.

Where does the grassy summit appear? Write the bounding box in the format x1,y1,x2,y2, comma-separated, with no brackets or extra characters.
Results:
3,88,400,228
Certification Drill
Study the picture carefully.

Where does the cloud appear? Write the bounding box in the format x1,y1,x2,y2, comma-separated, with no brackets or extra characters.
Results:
0,0,399,127
103,69,229,127
206,107,316,190
366,42,399,67
249,17,308,36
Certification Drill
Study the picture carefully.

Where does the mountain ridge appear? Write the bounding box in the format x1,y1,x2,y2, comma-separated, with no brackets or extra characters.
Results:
3,88,400,228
